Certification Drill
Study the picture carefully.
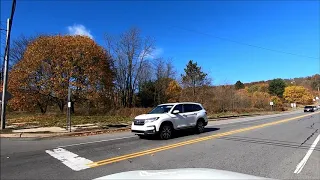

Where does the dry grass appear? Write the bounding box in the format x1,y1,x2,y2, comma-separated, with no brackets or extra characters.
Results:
108,107,152,117
207,111,281,119
5,105,289,128
6,107,151,128
6,112,132,128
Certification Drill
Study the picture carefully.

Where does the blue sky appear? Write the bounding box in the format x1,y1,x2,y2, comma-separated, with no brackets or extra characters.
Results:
1,1,319,85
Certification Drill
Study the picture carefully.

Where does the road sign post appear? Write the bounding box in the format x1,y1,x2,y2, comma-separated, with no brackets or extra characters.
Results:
270,101,274,111
67,85,71,132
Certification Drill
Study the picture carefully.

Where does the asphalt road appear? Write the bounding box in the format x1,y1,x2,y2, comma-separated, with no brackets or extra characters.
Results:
1,110,320,179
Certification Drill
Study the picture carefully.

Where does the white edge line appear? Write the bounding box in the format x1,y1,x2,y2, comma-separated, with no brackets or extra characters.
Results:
294,134,320,174
58,135,136,148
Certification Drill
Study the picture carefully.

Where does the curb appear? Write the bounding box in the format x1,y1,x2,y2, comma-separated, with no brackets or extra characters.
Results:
56,127,131,137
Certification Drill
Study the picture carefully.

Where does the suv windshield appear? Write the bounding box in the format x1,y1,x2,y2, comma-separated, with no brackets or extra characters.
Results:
305,106,313,108
149,105,173,114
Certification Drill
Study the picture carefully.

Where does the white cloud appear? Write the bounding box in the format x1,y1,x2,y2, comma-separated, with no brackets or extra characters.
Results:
67,24,93,39
144,47,163,59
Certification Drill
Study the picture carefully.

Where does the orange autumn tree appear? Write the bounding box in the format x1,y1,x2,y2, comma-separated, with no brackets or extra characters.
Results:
251,92,270,109
9,35,114,113
165,80,182,102
283,86,313,105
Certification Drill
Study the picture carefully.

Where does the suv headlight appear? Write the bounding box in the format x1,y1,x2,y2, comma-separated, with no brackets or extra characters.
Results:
145,117,160,124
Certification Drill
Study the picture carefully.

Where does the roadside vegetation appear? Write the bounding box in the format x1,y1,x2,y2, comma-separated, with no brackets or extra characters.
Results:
1,28,319,129
7,112,132,128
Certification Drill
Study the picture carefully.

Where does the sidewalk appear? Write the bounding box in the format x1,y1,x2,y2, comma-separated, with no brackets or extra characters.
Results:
0,123,130,138
0,126,130,138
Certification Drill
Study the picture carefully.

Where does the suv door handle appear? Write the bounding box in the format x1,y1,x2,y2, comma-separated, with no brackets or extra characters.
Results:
192,113,197,115
183,115,188,117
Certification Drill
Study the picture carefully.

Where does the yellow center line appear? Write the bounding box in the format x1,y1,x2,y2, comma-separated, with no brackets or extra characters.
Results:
88,111,319,168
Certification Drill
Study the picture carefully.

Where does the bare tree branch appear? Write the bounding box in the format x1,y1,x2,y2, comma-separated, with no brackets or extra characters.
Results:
9,34,35,69
104,27,155,107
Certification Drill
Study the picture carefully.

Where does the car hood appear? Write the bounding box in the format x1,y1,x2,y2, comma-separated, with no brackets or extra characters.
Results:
93,168,273,179
135,113,168,119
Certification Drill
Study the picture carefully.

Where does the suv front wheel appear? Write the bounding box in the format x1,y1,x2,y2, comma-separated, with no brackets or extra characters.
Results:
159,124,173,140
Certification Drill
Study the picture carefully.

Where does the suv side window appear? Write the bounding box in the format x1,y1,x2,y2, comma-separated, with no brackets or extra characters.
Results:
183,104,195,113
172,104,183,113
194,104,203,111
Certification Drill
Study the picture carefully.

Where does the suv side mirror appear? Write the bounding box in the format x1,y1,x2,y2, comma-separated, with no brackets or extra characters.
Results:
172,110,180,114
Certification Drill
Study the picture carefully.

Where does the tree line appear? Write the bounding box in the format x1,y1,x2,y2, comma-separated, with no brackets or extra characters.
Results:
2,28,209,114
1,28,318,115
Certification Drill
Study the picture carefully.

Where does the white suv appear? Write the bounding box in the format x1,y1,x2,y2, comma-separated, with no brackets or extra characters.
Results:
131,102,208,140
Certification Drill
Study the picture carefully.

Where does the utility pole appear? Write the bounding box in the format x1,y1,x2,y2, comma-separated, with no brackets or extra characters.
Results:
1,0,16,130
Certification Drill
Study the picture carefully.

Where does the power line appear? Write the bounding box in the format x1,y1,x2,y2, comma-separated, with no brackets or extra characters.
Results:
171,26,319,60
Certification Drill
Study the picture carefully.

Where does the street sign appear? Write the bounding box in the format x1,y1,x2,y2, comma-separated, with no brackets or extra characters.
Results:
270,102,274,106
0,91,12,102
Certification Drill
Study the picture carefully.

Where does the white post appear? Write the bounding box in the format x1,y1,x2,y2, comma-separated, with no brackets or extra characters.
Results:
1,18,11,130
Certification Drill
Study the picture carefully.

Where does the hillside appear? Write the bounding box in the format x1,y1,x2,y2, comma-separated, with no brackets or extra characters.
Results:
243,74,320,94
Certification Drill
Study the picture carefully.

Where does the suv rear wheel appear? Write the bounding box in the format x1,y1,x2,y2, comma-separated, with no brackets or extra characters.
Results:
195,119,205,133
159,124,173,140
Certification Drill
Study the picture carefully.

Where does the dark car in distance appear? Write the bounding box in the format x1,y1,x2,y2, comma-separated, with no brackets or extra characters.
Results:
304,106,316,112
